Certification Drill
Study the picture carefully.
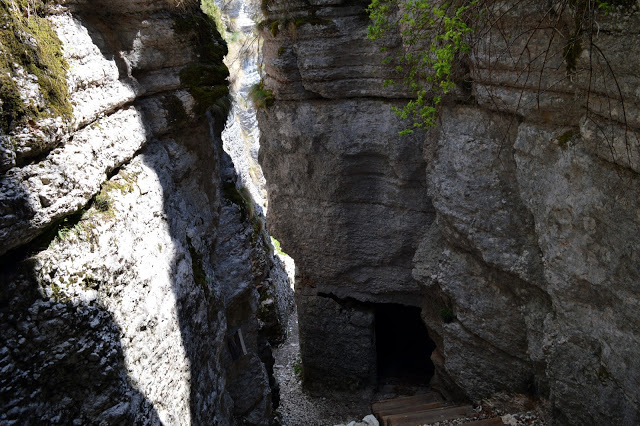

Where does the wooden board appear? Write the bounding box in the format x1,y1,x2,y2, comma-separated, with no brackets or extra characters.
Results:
371,392,443,414
384,405,475,426
376,401,443,419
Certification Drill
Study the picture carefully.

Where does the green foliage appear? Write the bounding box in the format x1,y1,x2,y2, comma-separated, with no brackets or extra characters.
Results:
200,0,227,39
269,20,280,36
368,0,476,134
92,172,137,218
557,129,577,150
293,354,303,377
49,282,65,301
590,0,635,14
162,94,190,128
270,237,287,256
55,217,74,241
257,19,282,36
595,0,613,13
93,192,112,213
368,0,635,134
45,209,87,248
179,64,230,114
249,81,275,109
103,172,137,194
0,0,72,133
439,307,455,323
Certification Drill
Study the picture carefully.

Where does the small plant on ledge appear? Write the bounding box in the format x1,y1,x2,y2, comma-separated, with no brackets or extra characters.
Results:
292,354,303,378
249,81,275,109
439,307,456,324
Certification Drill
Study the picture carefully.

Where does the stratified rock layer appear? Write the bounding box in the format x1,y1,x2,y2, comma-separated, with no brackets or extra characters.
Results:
257,1,640,424
1,1,291,424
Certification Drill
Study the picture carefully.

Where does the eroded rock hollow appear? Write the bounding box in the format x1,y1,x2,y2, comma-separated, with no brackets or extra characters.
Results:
257,0,640,425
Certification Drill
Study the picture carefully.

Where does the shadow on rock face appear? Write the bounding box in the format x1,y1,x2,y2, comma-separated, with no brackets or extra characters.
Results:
0,1,289,424
0,258,162,425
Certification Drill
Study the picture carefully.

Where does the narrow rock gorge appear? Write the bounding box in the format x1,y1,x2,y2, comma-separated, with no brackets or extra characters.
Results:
1,0,639,424
257,0,640,425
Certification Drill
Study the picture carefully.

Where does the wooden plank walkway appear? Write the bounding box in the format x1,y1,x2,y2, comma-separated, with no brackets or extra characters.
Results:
371,392,504,426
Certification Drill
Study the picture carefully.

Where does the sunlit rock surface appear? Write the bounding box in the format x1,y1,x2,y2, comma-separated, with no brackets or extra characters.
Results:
0,1,291,424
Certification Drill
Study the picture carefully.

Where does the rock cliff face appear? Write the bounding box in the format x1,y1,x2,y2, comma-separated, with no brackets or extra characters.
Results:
1,0,290,424
257,0,640,424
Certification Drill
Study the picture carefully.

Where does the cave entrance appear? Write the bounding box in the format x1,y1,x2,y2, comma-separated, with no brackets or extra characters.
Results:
375,303,435,386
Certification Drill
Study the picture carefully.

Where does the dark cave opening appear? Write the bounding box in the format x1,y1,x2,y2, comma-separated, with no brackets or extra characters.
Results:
375,303,436,386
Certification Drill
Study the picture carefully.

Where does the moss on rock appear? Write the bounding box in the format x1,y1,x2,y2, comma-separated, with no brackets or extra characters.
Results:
174,10,230,115
0,0,72,133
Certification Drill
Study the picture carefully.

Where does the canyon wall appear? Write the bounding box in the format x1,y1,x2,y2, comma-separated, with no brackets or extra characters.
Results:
257,0,640,424
0,0,290,424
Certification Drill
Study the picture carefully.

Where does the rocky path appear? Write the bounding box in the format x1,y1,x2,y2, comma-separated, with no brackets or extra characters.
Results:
273,310,373,425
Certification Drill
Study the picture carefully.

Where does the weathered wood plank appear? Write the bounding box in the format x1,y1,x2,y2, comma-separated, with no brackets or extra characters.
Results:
371,393,443,414
384,405,475,426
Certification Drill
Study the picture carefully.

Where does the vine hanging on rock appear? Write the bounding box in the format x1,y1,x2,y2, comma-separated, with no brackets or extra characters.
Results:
367,0,638,159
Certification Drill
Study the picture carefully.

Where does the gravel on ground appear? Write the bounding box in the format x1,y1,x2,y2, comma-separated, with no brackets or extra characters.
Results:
273,310,373,426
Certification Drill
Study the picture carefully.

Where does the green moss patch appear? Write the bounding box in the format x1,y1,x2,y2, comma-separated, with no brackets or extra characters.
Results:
0,0,71,133
249,81,274,109
91,172,138,218
174,11,230,115
556,129,577,150
179,64,229,114
162,94,189,128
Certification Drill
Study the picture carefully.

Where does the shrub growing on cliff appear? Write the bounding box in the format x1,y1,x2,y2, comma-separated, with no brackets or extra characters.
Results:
174,8,230,115
292,354,303,378
367,0,637,142
368,0,476,134
249,81,275,109
200,0,227,40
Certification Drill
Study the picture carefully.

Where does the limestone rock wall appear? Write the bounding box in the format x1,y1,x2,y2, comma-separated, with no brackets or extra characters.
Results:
257,0,640,424
0,1,291,424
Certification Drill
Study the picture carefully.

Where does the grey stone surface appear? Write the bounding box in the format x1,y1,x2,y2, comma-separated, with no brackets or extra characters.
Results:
514,122,640,425
1,1,292,424
259,99,434,306
296,293,376,391
257,0,640,424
